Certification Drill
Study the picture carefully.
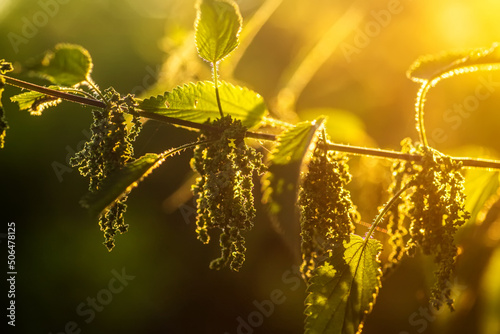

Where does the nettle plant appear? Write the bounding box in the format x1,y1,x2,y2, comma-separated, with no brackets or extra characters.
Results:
2,1,500,333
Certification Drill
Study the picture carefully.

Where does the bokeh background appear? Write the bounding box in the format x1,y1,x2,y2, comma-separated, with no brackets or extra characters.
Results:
1,0,500,333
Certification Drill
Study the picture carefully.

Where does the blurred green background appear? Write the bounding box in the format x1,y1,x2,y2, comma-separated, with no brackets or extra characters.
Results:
1,0,500,333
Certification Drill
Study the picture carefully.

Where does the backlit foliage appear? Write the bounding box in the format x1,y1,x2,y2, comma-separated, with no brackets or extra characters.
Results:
2,0,500,333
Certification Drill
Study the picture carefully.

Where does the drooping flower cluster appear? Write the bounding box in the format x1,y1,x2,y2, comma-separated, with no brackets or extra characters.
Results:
385,138,420,273
190,115,265,271
388,139,470,310
71,88,142,250
406,146,469,310
299,143,357,278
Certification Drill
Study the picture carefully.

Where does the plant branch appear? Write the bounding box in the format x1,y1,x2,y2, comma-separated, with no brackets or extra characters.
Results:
4,74,500,170
2,75,107,109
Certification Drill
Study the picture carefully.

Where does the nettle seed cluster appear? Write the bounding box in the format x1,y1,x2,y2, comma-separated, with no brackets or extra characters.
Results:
190,116,265,271
71,88,142,251
298,141,357,279
296,135,469,309
388,139,470,310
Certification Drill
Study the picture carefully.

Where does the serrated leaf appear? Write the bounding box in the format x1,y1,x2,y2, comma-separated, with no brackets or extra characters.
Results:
407,43,500,83
80,153,160,217
137,81,266,129
305,234,382,334
464,169,500,227
261,118,325,254
1,59,13,74
11,87,62,115
32,43,93,86
195,0,242,63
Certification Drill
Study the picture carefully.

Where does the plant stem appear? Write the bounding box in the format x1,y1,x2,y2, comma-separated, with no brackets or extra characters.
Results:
212,62,224,118
2,75,107,109
85,77,107,103
415,82,431,147
365,184,411,241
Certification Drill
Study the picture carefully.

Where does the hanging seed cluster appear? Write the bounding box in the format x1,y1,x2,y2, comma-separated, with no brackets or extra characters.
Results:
385,138,420,273
388,139,470,310
299,144,357,278
406,146,469,310
191,116,265,271
71,88,142,251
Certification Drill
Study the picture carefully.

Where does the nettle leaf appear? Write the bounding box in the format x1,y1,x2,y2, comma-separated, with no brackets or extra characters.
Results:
464,169,500,227
81,153,160,217
407,43,500,83
137,81,266,129
0,60,13,148
11,87,62,115
81,143,199,217
32,43,93,86
195,0,242,63
305,234,382,334
261,118,325,253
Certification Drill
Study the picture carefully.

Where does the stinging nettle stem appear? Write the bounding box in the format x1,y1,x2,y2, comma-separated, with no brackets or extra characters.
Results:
2,75,107,109
4,74,500,171
212,61,224,118
365,184,412,241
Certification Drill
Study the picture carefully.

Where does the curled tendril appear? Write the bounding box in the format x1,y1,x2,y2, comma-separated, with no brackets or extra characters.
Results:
190,115,265,271
298,140,357,279
70,88,142,251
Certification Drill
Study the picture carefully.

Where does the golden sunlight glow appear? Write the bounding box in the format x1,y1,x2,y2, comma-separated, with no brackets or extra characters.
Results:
437,3,476,46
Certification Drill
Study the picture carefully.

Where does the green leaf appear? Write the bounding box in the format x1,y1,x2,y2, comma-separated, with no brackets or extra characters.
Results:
137,81,266,129
463,169,500,227
1,59,13,74
407,43,500,83
11,87,63,115
81,142,202,217
195,0,242,63
32,43,93,86
81,153,160,217
261,118,325,253
305,235,382,334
